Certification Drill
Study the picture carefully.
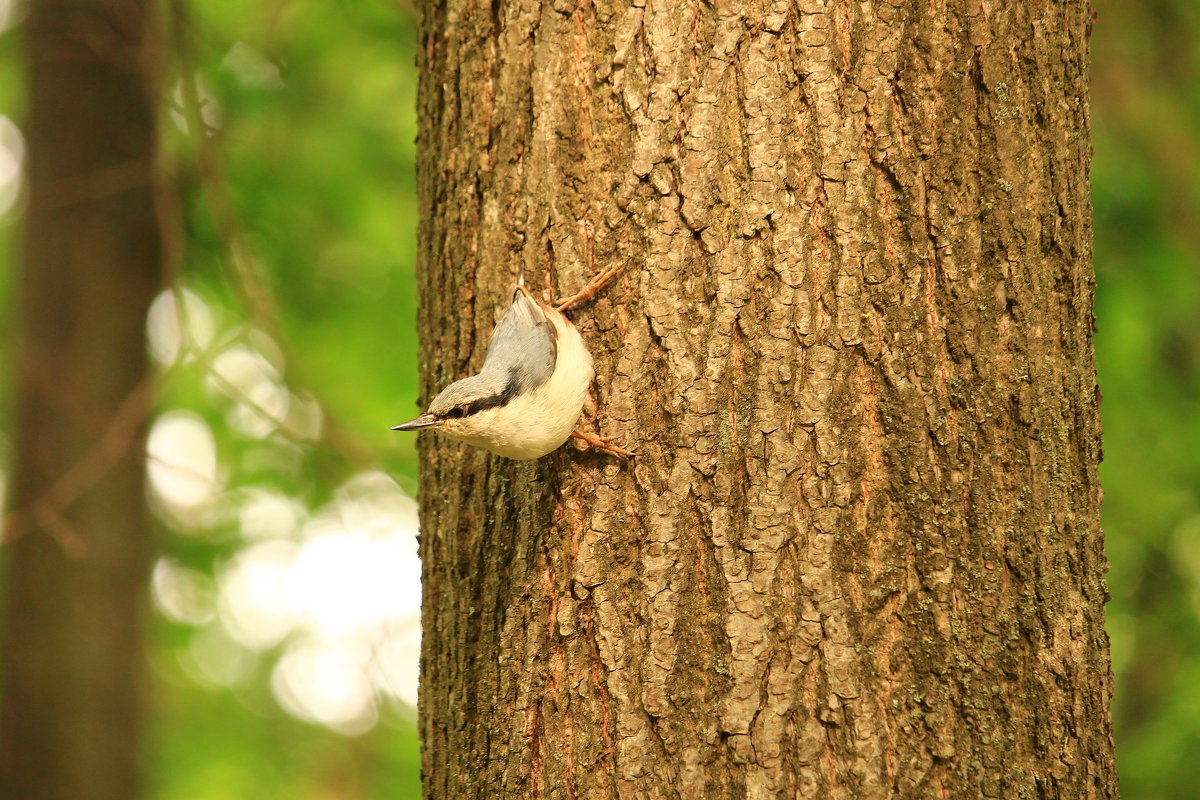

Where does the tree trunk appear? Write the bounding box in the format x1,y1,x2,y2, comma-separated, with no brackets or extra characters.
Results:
0,3,162,799
416,1,1115,798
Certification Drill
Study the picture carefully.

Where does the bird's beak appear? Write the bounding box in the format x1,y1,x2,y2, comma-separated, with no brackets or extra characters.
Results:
391,414,439,431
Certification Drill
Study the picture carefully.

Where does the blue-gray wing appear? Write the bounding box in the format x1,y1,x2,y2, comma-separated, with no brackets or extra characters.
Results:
482,289,558,391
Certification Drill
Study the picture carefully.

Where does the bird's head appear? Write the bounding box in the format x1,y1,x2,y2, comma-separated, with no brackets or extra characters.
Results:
392,371,517,440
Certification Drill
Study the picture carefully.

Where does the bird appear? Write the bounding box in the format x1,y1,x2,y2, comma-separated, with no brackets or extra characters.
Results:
392,264,631,460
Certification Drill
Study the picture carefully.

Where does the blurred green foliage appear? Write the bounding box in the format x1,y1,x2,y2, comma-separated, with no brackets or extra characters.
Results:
0,0,1197,797
1093,2,1200,797
146,2,426,798
172,0,422,474
4,0,425,797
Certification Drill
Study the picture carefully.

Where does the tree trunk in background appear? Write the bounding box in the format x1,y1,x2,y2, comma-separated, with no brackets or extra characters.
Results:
416,1,1116,797
0,2,161,799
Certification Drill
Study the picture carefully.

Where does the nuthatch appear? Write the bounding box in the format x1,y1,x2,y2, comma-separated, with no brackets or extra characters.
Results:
393,265,630,460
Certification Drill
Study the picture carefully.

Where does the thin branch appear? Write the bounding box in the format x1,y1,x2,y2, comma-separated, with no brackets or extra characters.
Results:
2,375,155,550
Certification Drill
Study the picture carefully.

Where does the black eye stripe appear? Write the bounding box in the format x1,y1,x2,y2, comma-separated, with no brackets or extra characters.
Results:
439,369,521,421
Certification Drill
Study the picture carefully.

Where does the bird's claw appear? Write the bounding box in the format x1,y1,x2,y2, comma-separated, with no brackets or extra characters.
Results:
555,262,624,312
570,430,634,459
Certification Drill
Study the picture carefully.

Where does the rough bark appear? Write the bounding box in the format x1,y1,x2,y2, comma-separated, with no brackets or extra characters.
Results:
0,2,162,799
416,1,1115,798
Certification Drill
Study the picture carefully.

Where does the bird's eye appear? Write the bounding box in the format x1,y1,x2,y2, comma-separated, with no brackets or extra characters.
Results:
443,407,465,420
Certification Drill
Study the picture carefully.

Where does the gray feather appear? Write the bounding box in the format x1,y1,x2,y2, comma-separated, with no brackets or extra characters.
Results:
427,370,514,417
482,289,557,392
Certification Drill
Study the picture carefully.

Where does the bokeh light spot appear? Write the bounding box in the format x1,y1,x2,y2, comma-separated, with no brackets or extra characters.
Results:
148,411,219,516
147,288,216,365
0,115,26,216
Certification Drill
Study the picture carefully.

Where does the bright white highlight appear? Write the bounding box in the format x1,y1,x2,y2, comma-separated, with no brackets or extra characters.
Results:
218,540,300,651
207,472,422,729
0,116,25,216
147,411,219,513
208,344,291,437
147,289,215,365
272,644,377,735
237,488,307,541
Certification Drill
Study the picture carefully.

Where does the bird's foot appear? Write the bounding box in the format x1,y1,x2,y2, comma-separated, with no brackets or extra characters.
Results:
556,261,624,312
570,429,634,459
